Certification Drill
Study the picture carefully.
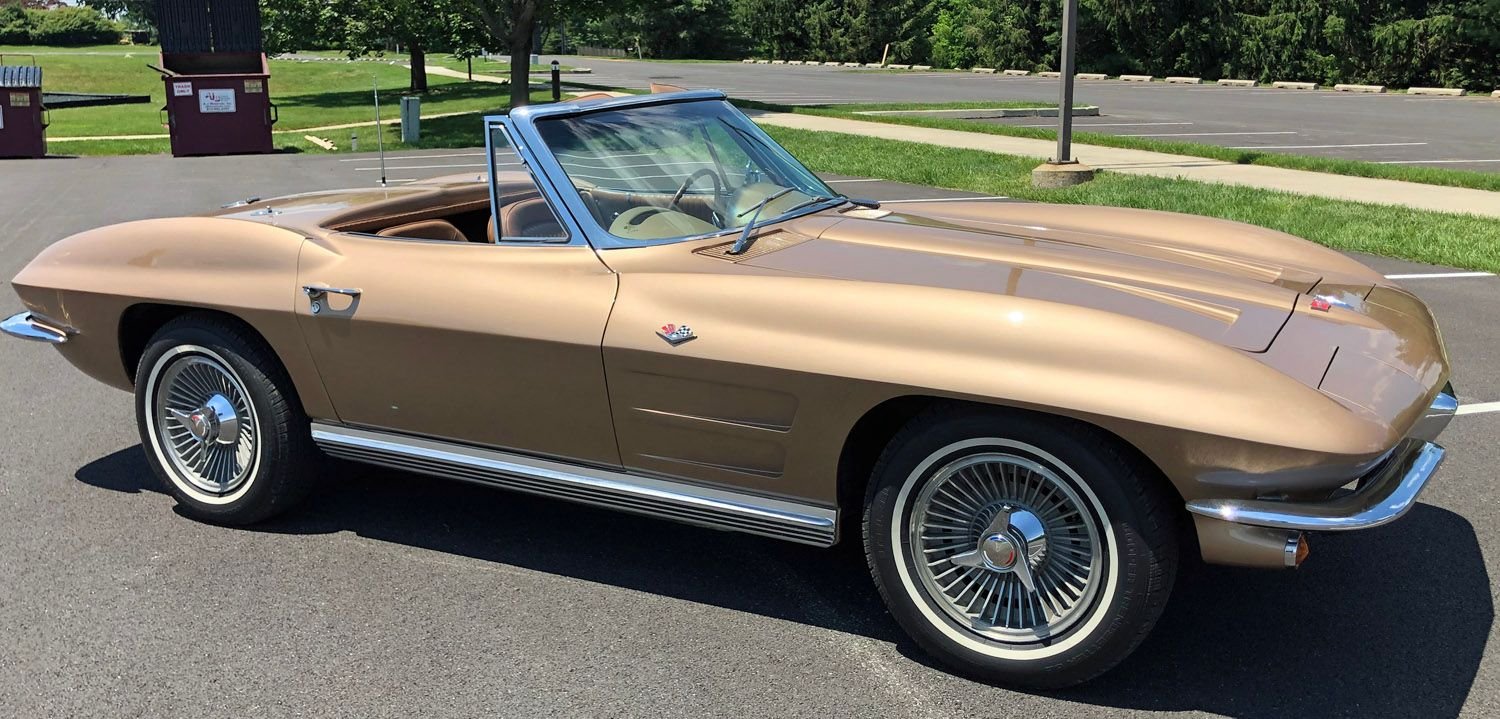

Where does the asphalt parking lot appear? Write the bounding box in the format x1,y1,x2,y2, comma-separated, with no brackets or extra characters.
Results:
571,57,1500,170
2,150,1498,718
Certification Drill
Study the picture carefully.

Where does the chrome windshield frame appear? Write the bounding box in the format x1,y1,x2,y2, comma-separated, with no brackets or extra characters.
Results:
496,91,840,250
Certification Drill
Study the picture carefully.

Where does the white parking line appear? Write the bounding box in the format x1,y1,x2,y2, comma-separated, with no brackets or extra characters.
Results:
1384,272,1495,279
354,162,514,172
1119,131,1297,137
1018,122,1193,128
1457,402,1500,416
881,196,1010,203
338,152,486,162
1375,159,1500,165
1227,142,1428,150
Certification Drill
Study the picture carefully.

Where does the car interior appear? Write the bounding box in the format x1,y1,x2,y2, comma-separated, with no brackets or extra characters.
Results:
323,173,570,243
321,170,812,245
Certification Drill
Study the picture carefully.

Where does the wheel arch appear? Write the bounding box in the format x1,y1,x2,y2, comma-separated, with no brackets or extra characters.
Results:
117,302,334,421
835,395,1183,545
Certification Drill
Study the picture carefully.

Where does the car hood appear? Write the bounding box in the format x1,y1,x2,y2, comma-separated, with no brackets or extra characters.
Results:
747,202,1384,352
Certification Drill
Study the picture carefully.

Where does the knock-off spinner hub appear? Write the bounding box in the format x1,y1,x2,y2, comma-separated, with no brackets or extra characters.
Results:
177,394,240,445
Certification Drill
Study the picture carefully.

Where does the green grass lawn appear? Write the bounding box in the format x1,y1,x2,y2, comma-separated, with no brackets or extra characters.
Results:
763,125,1500,272
762,101,1500,193
3,46,534,143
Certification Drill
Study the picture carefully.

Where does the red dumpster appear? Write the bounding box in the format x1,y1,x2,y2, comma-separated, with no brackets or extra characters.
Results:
0,64,47,159
159,52,276,157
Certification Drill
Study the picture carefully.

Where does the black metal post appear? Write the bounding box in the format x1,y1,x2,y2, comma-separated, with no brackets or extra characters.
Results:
1054,0,1079,163
551,60,561,102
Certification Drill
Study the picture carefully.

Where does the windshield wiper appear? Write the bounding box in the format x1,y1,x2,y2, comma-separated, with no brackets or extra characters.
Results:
727,187,796,255
728,192,845,255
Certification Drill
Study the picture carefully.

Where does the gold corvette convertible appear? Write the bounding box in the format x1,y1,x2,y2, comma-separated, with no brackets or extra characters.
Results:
3,91,1456,687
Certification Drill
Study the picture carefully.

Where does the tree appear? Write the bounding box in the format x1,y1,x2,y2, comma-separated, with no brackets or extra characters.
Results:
464,0,628,107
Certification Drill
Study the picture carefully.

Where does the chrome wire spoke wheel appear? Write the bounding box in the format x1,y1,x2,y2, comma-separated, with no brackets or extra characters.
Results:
148,348,260,498
908,451,1105,644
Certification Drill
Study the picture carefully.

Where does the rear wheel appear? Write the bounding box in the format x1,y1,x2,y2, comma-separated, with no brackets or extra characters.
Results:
134,314,319,525
864,408,1177,688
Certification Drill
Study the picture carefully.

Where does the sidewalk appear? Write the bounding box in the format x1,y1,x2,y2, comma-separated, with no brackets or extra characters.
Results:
750,111,1500,220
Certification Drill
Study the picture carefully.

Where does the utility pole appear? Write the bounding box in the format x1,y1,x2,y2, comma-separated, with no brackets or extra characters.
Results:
1032,0,1095,187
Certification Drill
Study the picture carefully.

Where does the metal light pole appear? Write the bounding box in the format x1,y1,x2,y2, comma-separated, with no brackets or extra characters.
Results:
1032,0,1095,187
1054,0,1078,164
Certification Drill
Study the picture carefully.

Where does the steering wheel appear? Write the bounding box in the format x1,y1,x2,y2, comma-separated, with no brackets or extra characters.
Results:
669,168,725,218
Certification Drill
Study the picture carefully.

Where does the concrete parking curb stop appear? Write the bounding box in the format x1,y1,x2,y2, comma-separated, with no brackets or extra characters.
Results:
1493,90,1500,98
912,65,932,71
1218,79,1257,87
771,60,785,65
1409,87,1466,96
1165,76,1201,84
1273,81,1318,90
971,67,996,74
1120,75,1152,82
1076,73,1108,80
1038,71,1060,78
1003,69,1030,76
1335,84,1387,93
888,64,911,70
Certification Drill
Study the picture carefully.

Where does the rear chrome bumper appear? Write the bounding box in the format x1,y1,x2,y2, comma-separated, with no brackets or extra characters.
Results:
1,311,72,344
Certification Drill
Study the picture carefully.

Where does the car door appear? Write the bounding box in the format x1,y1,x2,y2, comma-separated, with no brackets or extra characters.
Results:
293,131,621,467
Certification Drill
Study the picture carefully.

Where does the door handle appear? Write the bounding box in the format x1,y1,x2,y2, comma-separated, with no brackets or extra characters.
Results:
302,285,361,314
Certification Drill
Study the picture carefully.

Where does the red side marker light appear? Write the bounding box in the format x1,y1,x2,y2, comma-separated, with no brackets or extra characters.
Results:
1309,297,1332,312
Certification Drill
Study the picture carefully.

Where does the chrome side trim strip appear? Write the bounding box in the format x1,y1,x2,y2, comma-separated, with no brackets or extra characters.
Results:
1187,440,1444,532
311,423,837,546
1,311,71,344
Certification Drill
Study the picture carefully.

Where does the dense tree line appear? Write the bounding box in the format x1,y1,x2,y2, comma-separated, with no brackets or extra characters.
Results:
0,4,122,45
564,0,1500,90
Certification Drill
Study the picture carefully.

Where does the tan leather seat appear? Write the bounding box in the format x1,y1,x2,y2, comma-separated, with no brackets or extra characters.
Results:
488,198,566,241
376,219,467,242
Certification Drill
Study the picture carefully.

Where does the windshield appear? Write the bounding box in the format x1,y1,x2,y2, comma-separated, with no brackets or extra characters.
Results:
534,100,839,244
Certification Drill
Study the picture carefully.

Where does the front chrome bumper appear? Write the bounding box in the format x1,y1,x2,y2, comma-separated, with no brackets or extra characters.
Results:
1,311,71,344
1186,384,1456,533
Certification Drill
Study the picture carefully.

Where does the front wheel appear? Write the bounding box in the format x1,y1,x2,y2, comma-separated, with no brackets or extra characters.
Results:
135,314,320,525
864,408,1177,688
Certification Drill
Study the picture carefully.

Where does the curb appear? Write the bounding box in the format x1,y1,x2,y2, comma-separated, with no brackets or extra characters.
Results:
1408,87,1466,96
1272,81,1318,90
855,105,1101,119
1165,76,1201,84
1218,79,1257,87
1002,69,1030,76
1076,73,1108,80
1119,75,1152,82
1335,83,1386,93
